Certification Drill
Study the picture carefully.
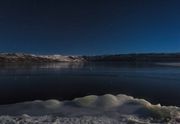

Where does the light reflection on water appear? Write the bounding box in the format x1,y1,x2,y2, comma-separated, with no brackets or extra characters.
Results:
0,62,180,106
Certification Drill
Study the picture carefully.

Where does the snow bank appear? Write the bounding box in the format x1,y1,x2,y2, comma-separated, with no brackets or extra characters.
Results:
0,94,180,124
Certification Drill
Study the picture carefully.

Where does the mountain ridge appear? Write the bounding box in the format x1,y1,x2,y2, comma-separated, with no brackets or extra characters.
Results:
0,53,84,63
1,53,180,63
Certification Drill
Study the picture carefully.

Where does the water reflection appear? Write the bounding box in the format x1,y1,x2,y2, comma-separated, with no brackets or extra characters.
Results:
0,62,180,106
0,62,84,69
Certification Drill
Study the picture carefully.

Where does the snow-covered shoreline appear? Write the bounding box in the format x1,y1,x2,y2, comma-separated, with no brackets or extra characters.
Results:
0,94,180,124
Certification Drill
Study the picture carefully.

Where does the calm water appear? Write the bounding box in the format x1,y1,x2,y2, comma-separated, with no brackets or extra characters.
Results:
0,62,180,106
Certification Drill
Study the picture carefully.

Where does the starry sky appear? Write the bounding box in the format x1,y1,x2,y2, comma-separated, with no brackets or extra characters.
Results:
0,0,180,55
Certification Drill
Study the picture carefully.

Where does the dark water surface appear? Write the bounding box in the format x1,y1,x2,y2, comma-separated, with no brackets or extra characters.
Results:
0,62,180,106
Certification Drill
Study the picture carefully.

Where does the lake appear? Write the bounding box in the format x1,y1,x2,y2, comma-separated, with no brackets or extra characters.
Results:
0,62,180,106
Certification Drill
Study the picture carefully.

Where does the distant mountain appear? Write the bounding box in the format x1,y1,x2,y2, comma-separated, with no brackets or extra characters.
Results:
0,53,84,63
84,53,180,62
1,53,180,63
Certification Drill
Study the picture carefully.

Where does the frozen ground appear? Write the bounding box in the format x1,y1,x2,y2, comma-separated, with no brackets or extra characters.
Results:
0,94,180,124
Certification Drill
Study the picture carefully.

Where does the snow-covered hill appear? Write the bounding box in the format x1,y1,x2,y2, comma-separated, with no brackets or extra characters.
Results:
1,53,180,63
0,53,84,63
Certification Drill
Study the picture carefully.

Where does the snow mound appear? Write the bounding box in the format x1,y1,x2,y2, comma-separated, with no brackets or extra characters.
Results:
0,94,180,123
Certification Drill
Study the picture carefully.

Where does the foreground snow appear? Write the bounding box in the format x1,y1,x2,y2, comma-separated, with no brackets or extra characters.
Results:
0,94,180,124
0,115,168,124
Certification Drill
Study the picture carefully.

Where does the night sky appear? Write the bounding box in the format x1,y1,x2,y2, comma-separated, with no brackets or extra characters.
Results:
0,0,180,55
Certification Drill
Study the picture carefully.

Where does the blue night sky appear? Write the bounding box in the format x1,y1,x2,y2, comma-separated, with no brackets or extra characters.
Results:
0,0,180,55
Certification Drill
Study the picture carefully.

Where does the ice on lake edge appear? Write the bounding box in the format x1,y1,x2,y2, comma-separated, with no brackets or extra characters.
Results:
0,94,180,124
